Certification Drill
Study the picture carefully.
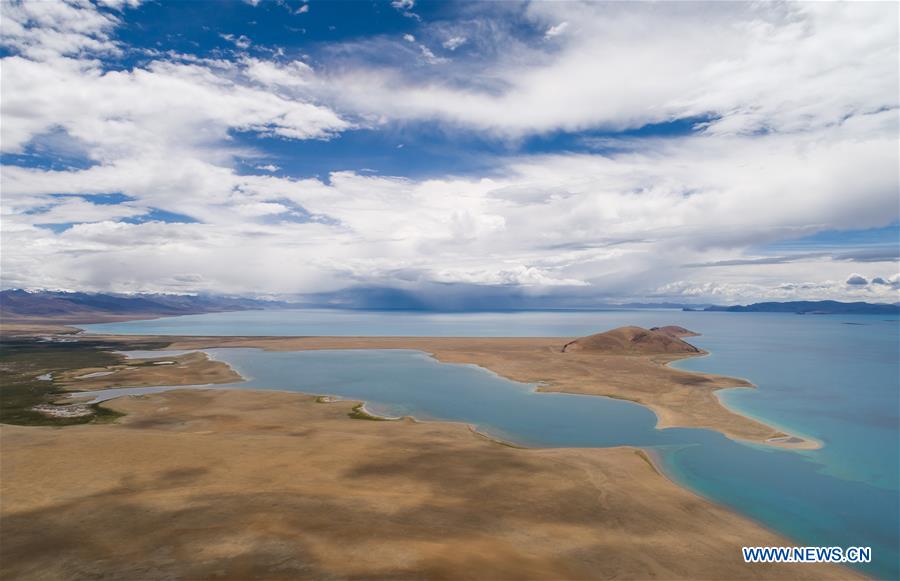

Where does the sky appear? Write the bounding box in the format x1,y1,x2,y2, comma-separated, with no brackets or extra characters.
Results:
1,0,898,308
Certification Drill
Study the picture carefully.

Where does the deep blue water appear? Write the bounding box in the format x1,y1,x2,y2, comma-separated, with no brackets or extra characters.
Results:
84,309,899,578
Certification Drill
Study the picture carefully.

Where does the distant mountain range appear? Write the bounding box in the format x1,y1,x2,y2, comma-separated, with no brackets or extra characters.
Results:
687,300,900,315
2,290,898,323
0,289,293,322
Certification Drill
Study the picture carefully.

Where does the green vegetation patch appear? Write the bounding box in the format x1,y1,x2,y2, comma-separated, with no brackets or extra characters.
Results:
90,402,126,424
347,403,390,421
0,337,168,426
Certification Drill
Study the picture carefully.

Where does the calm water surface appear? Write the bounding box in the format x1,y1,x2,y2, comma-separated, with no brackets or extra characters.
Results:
84,310,899,578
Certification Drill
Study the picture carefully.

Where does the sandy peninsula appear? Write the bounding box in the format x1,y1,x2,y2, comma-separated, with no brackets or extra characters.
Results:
56,350,242,392
49,325,816,447
129,327,814,449
1,388,853,580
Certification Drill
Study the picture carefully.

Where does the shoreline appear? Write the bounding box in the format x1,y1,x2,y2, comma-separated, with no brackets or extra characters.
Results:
140,335,815,450
664,349,824,450
67,345,821,453
61,360,828,550
0,387,860,579
0,324,862,579
711,388,824,451
54,339,833,550
59,383,848,557
662,351,823,450
17,319,817,450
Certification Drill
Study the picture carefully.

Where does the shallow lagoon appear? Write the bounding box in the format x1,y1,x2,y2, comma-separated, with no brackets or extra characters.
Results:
84,309,899,578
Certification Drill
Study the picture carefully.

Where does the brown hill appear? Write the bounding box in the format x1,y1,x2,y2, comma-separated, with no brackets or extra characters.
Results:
561,326,701,355
650,325,700,338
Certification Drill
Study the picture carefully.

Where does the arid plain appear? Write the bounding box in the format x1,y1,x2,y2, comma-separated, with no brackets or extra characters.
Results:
1,323,848,579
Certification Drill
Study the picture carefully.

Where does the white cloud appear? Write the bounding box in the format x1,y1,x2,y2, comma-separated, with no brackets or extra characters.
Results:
20,197,146,225
0,0,132,60
655,274,900,304
220,33,252,49
390,0,419,21
399,34,445,64
95,0,142,9
442,36,466,51
242,57,314,88
322,2,898,138
417,44,444,65
544,22,568,39
4,118,898,300
391,0,414,10
871,275,900,289
1,0,897,303
296,3,309,14
432,265,589,287
1,55,349,159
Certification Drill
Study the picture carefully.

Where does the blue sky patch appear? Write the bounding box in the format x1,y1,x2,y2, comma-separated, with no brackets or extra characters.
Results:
121,209,200,225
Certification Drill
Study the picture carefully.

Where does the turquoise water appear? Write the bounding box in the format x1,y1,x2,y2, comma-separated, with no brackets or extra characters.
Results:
84,310,899,578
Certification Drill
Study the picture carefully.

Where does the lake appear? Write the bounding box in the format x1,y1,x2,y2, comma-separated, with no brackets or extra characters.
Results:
83,309,899,578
